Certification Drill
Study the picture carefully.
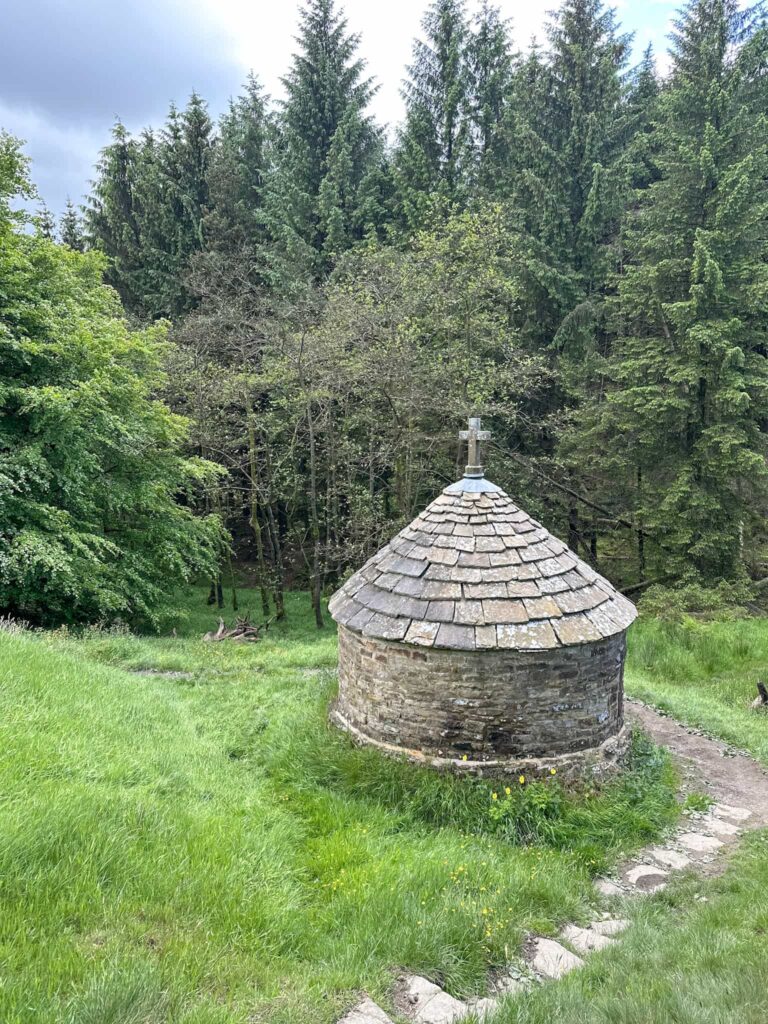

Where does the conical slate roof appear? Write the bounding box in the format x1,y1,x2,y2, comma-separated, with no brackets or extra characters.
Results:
329,478,637,652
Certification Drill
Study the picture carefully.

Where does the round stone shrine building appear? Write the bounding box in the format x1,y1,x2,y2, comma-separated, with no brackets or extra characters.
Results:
328,419,637,778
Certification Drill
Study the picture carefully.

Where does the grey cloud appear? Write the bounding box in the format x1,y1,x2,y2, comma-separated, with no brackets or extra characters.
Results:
0,0,239,123
0,0,246,213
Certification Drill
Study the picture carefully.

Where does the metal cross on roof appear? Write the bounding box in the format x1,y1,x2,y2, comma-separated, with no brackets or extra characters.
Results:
459,417,491,479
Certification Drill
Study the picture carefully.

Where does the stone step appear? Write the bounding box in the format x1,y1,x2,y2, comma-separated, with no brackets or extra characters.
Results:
648,846,692,871
594,877,625,897
678,831,724,855
491,971,529,997
711,802,751,822
560,923,616,954
530,937,585,979
339,997,396,1024
702,814,741,837
624,864,668,892
400,975,467,1024
590,917,629,937
465,996,500,1020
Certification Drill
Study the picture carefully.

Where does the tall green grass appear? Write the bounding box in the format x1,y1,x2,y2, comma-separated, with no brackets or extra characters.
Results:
488,831,768,1024
626,616,768,763
0,588,678,1023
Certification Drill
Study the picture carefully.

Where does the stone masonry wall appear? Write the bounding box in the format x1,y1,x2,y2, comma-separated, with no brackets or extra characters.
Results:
335,625,626,759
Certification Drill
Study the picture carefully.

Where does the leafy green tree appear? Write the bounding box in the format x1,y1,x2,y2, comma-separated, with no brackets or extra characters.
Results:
0,138,221,625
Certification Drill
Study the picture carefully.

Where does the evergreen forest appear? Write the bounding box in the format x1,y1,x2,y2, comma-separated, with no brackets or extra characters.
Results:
4,0,768,626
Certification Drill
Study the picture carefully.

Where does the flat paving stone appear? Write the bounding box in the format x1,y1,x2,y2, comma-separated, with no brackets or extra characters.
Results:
530,937,584,979
590,918,629,937
678,832,724,854
595,878,624,897
401,976,467,1024
711,803,751,822
560,924,615,954
465,996,499,1020
648,846,692,870
702,814,741,837
492,972,529,997
339,998,395,1024
625,865,668,892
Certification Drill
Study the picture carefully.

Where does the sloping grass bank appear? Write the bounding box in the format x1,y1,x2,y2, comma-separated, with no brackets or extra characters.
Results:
0,589,676,1024
626,616,768,764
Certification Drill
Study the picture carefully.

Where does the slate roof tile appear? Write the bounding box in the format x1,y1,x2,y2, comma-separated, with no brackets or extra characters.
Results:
330,479,637,650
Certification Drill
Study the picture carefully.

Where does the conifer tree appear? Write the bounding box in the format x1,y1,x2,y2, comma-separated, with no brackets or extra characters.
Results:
85,121,145,314
149,94,213,316
394,0,472,225
465,2,515,191
265,0,380,282
36,203,56,240
88,98,214,319
205,75,269,256
59,198,85,250
599,1,768,582
547,0,629,304
622,45,661,191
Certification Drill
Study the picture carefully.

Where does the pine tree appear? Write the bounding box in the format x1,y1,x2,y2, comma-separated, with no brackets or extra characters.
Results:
600,1,768,582
205,74,270,256
59,198,85,250
622,45,661,191
317,104,384,260
36,203,56,240
394,0,472,226
547,0,629,302
85,121,145,314
152,94,213,316
465,2,515,191
265,0,380,282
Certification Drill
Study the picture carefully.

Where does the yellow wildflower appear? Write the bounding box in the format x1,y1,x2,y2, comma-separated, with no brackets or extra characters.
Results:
505,786,511,796
492,792,498,800
519,775,525,785
550,768,557,775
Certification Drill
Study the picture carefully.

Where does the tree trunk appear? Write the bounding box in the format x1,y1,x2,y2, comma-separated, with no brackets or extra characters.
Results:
245,396,271,619
306,399,324,629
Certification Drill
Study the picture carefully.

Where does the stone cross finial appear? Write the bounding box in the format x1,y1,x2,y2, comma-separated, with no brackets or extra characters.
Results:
459,417,491,478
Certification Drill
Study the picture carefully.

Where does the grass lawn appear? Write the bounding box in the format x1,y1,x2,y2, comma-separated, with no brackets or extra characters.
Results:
0,588,678,1024
626,617,768,765
493,613,768,1024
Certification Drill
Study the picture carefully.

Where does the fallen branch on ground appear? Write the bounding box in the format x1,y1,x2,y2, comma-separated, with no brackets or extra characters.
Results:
203,613,274,643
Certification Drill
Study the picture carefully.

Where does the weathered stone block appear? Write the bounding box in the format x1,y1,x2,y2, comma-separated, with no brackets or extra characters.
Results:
335,625,626,761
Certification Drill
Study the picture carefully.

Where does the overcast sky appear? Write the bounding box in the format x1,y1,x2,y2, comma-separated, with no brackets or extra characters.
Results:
0,0,680,218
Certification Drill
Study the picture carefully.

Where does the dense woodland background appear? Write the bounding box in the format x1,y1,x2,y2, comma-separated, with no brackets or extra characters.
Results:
3,0,768,627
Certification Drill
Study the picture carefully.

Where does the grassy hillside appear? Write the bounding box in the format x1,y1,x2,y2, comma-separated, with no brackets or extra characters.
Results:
626,617,768,764
0,589,676,1024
